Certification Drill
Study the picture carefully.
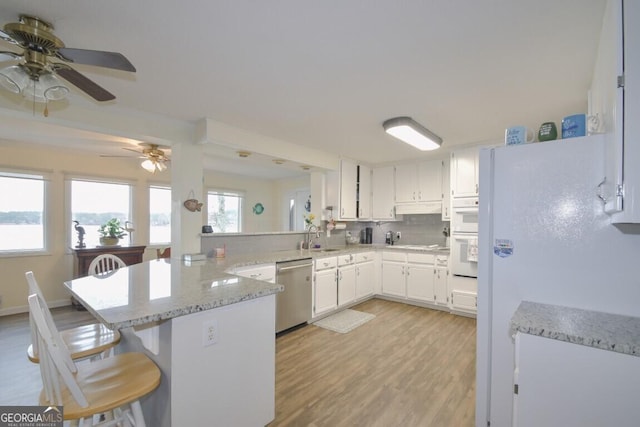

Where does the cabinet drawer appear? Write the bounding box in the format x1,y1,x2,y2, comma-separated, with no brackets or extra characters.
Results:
407,253,435,264
337,253,355,266
315,256,337,270
436,255,448,267
355,252,375,263
382,251,406,262
232,264,276,283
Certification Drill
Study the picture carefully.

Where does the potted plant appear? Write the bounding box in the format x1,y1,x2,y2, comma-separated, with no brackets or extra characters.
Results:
98,218,127,246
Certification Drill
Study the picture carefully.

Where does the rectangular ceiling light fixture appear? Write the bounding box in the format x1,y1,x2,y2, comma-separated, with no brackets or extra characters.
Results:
383,116,442,151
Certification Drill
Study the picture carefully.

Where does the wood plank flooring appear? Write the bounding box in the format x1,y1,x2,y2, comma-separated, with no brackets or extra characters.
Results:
0,298,476,426
270,299,476,426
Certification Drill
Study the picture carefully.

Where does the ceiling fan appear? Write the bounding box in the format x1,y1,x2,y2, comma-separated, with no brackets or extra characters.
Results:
101,144,170,173
0,14,135,109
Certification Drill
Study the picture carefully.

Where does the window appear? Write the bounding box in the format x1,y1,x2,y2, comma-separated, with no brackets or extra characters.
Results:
149,186,171,244
0,170,47,252
207,190,243,233
70,179,131,248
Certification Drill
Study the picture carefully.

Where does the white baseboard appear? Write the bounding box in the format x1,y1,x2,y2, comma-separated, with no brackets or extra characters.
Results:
0,298,71,317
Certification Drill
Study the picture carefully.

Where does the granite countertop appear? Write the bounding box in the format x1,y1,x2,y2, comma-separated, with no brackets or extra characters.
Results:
65,244,450,330
65,259,284,330
510,301,640,357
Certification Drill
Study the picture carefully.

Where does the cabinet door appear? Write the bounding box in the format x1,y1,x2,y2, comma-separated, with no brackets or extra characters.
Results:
358,165,372,219
355,261,375,299
381,261,406,298
441,158,451,220
372,166,396,219
337,264,356,306
395,164,417,203
314,268,337,316
434,267,449,307
451,148,479,198
340,159,358,219
514,333,640,427
417,160,442,201
406,264,435,302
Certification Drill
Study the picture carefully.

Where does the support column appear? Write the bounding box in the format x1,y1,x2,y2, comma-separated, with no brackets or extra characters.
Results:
170,141,203,259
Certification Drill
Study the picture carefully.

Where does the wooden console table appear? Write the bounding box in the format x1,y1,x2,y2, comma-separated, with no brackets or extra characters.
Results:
72,245,147,278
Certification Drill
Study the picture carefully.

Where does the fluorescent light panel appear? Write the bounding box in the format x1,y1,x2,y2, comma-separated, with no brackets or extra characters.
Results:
383,116,442,151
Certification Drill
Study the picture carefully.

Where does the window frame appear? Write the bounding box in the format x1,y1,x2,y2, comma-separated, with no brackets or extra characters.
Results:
149,184,172,246
206,188,244,233
0,167,51,257
65,175,135,251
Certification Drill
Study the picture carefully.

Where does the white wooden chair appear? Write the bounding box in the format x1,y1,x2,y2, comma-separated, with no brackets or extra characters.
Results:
88,254,126,276
25,271,120,363
28,293,161,426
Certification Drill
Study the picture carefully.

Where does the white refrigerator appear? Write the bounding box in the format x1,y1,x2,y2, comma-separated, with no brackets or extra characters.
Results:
476,134,640,427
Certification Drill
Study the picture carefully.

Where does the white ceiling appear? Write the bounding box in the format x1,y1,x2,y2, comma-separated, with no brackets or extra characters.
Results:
0,0,607,177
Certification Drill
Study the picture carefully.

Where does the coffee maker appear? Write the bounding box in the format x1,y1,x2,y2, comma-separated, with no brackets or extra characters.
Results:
361,227,373,244
385,231,394,245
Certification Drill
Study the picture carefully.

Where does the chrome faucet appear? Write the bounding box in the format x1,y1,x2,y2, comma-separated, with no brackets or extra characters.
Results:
306,224,320,249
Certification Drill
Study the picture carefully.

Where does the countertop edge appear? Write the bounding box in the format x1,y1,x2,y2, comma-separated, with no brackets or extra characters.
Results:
510,301,640,358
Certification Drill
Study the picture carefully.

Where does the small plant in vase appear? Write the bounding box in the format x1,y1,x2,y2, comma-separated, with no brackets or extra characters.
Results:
98,218,127,246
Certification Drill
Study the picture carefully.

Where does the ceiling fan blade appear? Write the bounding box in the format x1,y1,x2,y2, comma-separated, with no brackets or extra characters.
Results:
100,154,144,158
0,51,22,61
122,147,142,154
55,66,116,101
57,48,136,72
0,29,17,44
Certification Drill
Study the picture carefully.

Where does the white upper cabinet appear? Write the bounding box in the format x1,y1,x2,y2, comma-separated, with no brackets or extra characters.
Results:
417,160,442,201
358,165,372,220
442,158,451,220
340,159,358,219
395,160,442,203
591,0,640,223
451,147,479,198
371,166,396,220
326,160,374,221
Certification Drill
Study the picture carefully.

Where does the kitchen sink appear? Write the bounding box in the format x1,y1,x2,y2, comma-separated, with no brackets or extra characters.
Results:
311,248,341,252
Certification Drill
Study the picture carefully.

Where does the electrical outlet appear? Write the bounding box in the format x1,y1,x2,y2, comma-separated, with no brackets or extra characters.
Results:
202,319,218,347
396,231,401,240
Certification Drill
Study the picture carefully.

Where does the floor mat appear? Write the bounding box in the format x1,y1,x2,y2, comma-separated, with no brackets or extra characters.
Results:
313,309,376,334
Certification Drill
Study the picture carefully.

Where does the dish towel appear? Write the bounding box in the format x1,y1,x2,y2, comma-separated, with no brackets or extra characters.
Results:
467,238,478,262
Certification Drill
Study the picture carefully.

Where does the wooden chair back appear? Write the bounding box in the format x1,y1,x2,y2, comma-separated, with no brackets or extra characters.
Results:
88,254,126,276
28,293,87,406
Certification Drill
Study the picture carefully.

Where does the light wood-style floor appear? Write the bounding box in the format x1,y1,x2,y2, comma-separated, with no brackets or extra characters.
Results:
271,299,476,426
0,298,476,426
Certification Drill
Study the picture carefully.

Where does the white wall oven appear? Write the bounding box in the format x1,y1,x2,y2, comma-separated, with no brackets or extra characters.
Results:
450,197,478,278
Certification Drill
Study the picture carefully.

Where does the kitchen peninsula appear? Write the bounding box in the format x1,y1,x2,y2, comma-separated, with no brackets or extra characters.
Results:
64,258,283,427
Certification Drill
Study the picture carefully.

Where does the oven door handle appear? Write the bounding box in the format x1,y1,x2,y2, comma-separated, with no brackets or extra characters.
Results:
452,234,478,241
452,207,478,213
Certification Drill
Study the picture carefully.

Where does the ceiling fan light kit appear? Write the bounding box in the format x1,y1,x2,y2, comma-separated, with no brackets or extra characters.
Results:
0,14,135,111
383,116,443,151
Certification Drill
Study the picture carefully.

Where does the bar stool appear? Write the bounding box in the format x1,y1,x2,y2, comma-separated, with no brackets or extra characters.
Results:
25,271,120,363
88,254,126,276
28,293,161,426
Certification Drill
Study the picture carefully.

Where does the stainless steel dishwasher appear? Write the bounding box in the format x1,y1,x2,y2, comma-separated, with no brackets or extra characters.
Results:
275,258,312,333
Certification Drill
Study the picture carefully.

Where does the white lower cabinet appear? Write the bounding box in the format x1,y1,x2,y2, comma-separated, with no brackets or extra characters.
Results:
513,333,640,427
313,256,337,317
337,254,356,306
406,263,434,302
381,251,407,297
434,255,449,308
355,252,375,300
